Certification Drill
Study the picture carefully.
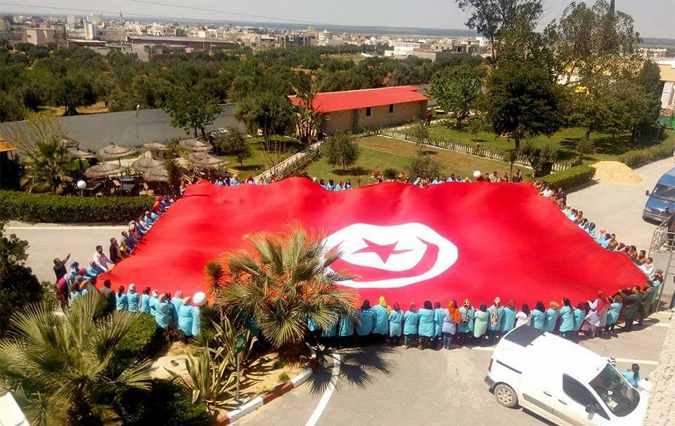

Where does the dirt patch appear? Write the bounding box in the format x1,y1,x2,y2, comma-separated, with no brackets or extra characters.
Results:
240,352,304,398
592,161,644,184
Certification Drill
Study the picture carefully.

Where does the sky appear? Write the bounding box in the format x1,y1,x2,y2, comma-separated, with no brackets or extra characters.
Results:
0,0,674,38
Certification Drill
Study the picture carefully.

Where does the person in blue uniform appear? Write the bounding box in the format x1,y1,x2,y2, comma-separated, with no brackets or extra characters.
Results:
573,302,586,340
487,297,504,344
558,298,575,340
338,314,354,348
126,283,141,313
500,299,517,335
544,301,560,333
116,285,128,311
178,297,194,344
140,287,152,314
388,302,403,346
371,296,389,345
356,300,375,345
532,301,547,331
154,294,173,329
457,299,475,346
417,300,435,350
403,302,419,349
433,301,445,348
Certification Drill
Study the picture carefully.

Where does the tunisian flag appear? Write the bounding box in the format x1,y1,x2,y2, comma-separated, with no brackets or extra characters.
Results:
101,178,646,307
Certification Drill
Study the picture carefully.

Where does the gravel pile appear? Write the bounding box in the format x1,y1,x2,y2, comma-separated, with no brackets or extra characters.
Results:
592,161,644,184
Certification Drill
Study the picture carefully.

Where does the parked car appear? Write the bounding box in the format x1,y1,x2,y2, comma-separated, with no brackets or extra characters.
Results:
643,166,675,222
485,326,649,426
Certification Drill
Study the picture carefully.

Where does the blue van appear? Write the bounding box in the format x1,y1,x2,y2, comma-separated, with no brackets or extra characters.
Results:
644,166,675,222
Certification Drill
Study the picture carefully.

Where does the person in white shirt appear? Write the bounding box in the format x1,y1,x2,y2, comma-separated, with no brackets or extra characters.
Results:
515,304,532,327
93,245,113,271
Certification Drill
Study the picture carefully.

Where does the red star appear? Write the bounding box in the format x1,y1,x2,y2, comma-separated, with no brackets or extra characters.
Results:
353,239,412,263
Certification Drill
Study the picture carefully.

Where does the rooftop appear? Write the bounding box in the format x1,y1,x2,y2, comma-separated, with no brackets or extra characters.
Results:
288,85,428,113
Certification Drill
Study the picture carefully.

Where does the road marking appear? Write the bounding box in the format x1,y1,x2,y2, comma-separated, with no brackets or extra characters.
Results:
614,358,659,366
305,348,341,426
653,323,671,328
7,226,126,230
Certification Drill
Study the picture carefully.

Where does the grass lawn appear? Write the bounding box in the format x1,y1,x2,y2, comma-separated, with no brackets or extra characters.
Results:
222,135,305,175
428,122,675,164
306,135,511,186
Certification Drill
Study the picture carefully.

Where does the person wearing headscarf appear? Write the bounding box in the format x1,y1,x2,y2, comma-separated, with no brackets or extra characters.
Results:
140,287,152,313
192,292,206,337
116,285,128,312
619,286,642,332
487,297,504,344
544,301,560,333
388,302,403,346
639,283,656,326
622,364,641,388
584,296,604,337
154,294,173,329
433,301,445,348
371,296,389,344
457,299,475,346
417,300,435,350
338,313,355,348
573,302,586,340
178,297,194,344
171,291,184,321
500,299,517,335
531,301,547,330
473,304,489,344
605,295,623,332
441,300,462,350
558,298,575,340
515,304,531,328
126,283,141,313
321,313,339,348
356,300,375,345
403,302,419,349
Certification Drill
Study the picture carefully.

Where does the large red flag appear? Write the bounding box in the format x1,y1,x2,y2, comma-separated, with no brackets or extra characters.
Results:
101,178,646,307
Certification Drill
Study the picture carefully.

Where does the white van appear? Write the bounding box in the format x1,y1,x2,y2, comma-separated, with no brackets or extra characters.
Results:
485,326,649,426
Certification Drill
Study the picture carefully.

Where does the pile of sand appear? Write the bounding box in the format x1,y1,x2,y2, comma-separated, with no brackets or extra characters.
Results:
592,161,644,184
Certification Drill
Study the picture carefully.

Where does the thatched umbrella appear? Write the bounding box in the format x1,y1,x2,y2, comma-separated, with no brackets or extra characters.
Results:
142,141,170,159
84,162,126,179
144,165,169,182
98,143,138,165
179,138,212,153
67,146,96,159
62,137,80,149
132,156,166,172
188,153,229,170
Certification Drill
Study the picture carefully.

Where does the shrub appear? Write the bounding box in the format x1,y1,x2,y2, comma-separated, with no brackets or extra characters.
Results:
382,168,398,180
407,153,443,178
541,165,595,191
618,139,675,167
0,190,154,223
114,379,210,426
278,372,290,383
112,313,166,375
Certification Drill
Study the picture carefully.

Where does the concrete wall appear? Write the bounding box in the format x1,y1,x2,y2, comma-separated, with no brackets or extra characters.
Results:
322,100,427,135
0,104,243,152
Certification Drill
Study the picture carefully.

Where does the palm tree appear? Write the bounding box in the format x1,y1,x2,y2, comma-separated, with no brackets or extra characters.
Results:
215,226,357,359
0,293,152,426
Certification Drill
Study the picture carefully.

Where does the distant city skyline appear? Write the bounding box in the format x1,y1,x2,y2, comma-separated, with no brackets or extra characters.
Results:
1,0,674,39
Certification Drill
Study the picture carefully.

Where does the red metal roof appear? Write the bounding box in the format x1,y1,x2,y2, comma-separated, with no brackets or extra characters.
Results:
288,85,428,113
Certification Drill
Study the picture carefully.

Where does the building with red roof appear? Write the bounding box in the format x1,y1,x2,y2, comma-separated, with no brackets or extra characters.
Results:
288,85,429,135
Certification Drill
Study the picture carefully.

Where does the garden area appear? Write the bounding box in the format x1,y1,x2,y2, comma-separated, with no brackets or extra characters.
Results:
220,135,304,175
306,135,512,185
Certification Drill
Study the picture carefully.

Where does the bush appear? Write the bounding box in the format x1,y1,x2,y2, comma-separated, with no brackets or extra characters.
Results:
541,165,595,191
0,190,154,223
382,168,398,180
114,379,210,426
112,313,167,374
407,153,443,178
618,139,675,167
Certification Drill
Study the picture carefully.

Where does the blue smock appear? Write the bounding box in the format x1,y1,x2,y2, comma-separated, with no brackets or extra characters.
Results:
573,308,585,331
322,316,338,337
149,296,159,314
473,311,489,337
403,310,419,335
127,291,140,313
371,305,389,335
544,308,559,332
116,293,128,311
417,308,435,337
356,308,374,336
607,302,622,325
307,317,320,333
487,306,504,331
192,306,200,336
339,315,354,337
500,307,517,333
178,304,194,336
154,301,172,329
434,308,445,337
457,306,474,333
171,297,183,317
140,294,151,313
388,310,403,337
559,306,575,332
622,370,640,388
532,310,546,330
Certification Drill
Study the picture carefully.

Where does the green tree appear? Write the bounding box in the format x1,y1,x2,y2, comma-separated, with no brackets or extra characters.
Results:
292,75,325,145
53,73,97,116
216,227,357,359
455,0,543,64
467,117,486,142
483,61,566,150
0,221,42,337
234,91,296,146
430,68,483,128
407,152,443,178
0,293,152,426
403,120,430,149
214,126,251,167
0,91,25,122
164,84,223,139
321,132,361,171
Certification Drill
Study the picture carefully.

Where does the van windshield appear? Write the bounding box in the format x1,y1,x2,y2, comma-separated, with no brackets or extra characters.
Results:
589,365,640,417
651,184,675,202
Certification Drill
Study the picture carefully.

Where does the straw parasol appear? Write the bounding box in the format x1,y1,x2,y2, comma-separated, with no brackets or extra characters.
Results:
84,162,126,178
188,153,229,169
142,141,169,151
67,146,97,159
144,165,169,182
179,138,213,153
61,137,80,149
98,143,138,165
132,155,166,172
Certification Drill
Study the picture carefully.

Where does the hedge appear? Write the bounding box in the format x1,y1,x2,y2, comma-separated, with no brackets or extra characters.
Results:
618,138,675,167
540,165,596,191
0,190,154,223
112,313,167,375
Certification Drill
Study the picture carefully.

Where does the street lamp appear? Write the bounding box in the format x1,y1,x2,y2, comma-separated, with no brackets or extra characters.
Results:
473,170,482,180
77,179,86,197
